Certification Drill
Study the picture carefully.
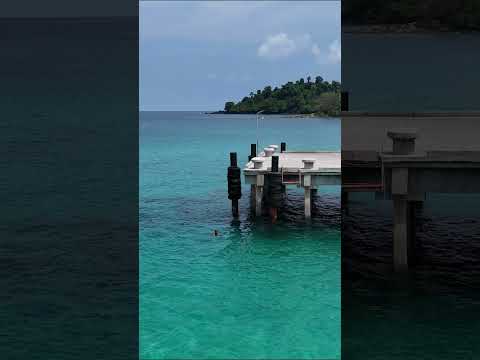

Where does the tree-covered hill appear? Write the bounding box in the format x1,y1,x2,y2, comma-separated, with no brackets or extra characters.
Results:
223,76,341,116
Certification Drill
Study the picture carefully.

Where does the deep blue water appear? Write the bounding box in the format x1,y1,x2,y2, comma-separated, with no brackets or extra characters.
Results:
140,111,341,359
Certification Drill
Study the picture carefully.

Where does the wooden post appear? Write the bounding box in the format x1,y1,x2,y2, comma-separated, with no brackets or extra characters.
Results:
280,142,286,153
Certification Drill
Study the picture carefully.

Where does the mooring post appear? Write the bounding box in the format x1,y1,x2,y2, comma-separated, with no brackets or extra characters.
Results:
227,152,241,218
248,143,257,161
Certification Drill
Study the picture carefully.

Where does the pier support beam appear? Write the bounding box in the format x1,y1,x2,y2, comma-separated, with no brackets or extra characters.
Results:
250,185,256,208
387,130,419,272
304,187,311,219
393,196,409,272
393,198,420,271
255,174,264,217
304,174,312,220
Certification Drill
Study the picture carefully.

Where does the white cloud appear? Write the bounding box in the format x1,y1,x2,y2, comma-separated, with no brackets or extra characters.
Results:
312,39,341,64
328,39,341,64
258,33,297,59
312,43,321,57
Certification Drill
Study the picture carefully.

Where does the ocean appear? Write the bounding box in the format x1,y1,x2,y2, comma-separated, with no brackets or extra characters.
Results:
140,111,341,359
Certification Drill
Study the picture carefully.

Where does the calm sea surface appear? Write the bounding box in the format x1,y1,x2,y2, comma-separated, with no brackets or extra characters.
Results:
140,111,341,359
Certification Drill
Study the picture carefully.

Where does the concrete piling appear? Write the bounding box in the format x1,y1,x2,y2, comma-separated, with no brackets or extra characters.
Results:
255,174,264,217
388,129,419,271
268,156,281,222
304,174,312,220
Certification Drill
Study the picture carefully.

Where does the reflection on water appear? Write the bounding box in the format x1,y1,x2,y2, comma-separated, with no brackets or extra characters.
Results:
343,192,480,359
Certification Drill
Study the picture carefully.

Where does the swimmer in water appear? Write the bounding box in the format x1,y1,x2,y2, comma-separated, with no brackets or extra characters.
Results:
213,229,219,236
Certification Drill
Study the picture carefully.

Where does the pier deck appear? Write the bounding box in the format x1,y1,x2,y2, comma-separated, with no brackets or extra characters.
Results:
244,151,341,175
242,149,341,220
341,112,480,272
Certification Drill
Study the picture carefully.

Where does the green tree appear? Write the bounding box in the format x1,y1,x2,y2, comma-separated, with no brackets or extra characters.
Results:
222,76,341,115
224,101,235,112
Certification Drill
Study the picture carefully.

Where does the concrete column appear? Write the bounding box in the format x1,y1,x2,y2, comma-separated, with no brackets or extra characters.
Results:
255,174,264,217
407,201,415,265
393,196,408,272
387,129,419,272
250,185,256,208
255,186,263,216
304,174,312,220
407,200,424,265
304,187,311,219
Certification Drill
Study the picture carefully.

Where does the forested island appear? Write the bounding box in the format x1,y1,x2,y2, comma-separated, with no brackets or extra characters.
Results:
220,76,340,116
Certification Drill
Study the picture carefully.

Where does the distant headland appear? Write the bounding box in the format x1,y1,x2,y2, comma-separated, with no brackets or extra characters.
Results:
211,76,340,117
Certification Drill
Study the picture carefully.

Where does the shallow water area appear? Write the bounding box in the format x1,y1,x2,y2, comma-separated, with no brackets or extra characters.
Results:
140,111,341,359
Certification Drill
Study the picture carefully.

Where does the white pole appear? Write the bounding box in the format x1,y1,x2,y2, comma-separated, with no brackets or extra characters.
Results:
256,113,259,153
256,110,264,155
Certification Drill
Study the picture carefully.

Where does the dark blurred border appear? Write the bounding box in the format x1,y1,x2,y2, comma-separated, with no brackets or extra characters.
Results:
342,1,480,359
0,2,138,359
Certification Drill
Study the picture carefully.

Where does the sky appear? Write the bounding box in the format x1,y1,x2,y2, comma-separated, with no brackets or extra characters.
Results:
140,1,341,111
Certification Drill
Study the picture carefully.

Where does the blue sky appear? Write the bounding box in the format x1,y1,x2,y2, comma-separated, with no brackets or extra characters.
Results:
140,1,341,111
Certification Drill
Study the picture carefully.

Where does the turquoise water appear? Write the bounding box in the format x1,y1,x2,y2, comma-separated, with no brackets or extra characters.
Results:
140,111,341,359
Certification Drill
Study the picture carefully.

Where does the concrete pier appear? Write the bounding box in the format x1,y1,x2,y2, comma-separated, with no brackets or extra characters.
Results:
244,147,341,220
342,111,480,272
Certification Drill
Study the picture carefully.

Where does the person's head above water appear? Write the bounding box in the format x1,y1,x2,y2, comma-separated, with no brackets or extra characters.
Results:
213,229,219,236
